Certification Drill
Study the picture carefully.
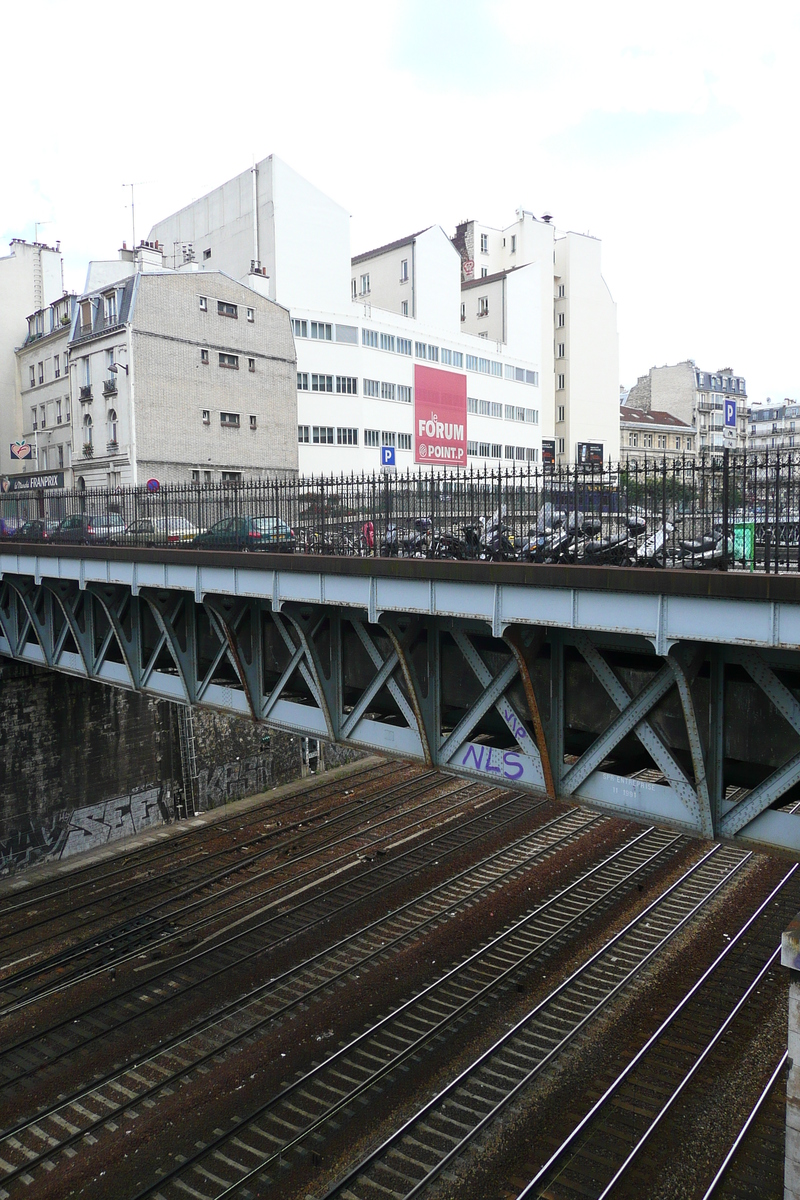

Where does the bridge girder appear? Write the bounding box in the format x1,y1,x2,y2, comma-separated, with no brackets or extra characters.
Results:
2,563,800,856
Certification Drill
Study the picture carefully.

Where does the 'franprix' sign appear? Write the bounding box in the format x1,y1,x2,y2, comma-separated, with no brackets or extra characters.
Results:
414,365,467,467
2,471,65,492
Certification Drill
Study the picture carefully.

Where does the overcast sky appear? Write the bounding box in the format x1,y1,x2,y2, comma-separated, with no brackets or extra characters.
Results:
2,0,797,402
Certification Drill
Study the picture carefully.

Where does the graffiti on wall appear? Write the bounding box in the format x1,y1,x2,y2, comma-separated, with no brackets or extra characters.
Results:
0,785,169,874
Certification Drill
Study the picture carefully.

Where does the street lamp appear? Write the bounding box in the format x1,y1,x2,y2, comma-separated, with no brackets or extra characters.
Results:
108,363,128,375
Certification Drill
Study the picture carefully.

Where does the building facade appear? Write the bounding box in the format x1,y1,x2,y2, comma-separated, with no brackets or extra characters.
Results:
150,156,619,474
14,294,76,481
626,361,748,454
748,401,800,451
619,405,694,463
0,239,64,475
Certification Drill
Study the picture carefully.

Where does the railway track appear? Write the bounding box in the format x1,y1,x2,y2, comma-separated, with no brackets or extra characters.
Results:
64,825,704,1200
0,800,611,1186
701,1054,787,1200
515,864,796,1199
0,764,437,991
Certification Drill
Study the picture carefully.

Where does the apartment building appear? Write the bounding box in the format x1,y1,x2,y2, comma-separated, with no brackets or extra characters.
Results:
619,405,694,463
0,239,64,475
14,293,76,483
153,158,618,472
453,213,619,465
748,402,800,451
626,361,748,454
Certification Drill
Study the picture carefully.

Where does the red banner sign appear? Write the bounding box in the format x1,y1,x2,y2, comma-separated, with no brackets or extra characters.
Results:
414,365,467,467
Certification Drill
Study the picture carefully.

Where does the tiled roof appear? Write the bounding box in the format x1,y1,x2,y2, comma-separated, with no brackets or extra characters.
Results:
619,405,691,429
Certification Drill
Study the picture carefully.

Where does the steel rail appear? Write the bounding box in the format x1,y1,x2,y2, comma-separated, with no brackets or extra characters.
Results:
700,1052,788,1200
516,863,797,1197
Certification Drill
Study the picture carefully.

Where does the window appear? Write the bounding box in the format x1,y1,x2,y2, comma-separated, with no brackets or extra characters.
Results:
505,446,514,460
479,399,490,415
516,447,526,461
220,411,240,427
203,470,211,482
381,382,396,401
250,415,257,429
401,301,409,317
40,403,46,428
246,307,254,322
510,234,516,253
480,233,488,253
105,293,117,324
362,328,378,347
363,378,380,397
298,425,310,443
203,249,212,261
297,372,309,390
526,371,539,386
397,337,412,356
400,259,408,282
628,433,637,447
65,397,70,421
336,324,358,344
293,319,308,338
311,374,333,392
380,333,395,352
687,438,693,451
54,354,60,379
80,300,92,331
557,312,565,327
337,427,358,445
310,321,332,340
557,284,565,298
658,435,666,449
365,429,380,447
557,405,565,422
382,431,396,447
351,279,357,300
557,343,565,358
201,348,209,363
199,296,207,311
467,441,478,456
336,376,358,394
557,373,565,390
83,412,93,446
56,398,62,424
478,357,490,373
415,341,426,359
453,352,463,368
398,385,412,404
398,432,411,450
478,297,489,316
30,406,37,431
107,409,118,444
460,302,466,322
217,301,237,318
428,344,439,362
481,267,488,278
558,437,565,453
57,444,64,468
360,273,370,295
192,470,200,484
526,409,538,424
675,436,681,451
313,426,334,444
491,361,502,377
466,354,478,371
248,358,255,372
440,348,452,365
38,361,44,384
219,353,239,368
83,356,91,386
202,409,210,424
29,366,35,388
479,332,488,339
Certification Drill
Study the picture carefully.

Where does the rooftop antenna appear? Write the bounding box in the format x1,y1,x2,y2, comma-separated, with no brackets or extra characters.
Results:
34,220,52,243
122,182,148,251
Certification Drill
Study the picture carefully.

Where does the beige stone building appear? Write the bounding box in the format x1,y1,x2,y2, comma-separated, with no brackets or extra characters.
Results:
14,293,76,482
626,361,748,454
619,404,694,463
58,261,297,489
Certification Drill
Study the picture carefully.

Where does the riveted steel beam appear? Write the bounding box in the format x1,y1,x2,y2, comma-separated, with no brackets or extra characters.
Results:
669,645,714,839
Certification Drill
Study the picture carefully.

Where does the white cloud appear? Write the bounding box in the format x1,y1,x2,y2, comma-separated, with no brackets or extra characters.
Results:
2,0,797,401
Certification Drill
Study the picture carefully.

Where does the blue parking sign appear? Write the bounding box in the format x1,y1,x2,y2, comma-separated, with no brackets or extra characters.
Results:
725,399,736,428
380,446,396,467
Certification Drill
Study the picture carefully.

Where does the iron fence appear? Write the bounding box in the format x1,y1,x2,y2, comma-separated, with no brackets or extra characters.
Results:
2,451,800,572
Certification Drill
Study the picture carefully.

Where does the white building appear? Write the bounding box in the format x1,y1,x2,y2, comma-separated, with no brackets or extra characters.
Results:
749,401,800,451
14,293,76,484
626,361,748,454
619,405,694,462
153,158,614,472
0,239,64,475
453,214,619,465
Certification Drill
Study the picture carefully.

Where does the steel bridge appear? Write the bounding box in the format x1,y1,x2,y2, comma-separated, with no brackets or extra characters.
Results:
2,545,800,856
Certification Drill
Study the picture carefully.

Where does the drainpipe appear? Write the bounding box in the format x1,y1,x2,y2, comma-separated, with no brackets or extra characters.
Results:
251,163,260,270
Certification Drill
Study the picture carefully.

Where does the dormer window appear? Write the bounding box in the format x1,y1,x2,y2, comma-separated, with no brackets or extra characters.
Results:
104,292,117,324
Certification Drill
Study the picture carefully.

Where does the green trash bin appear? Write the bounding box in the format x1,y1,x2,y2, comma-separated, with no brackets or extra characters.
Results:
733,521,755,570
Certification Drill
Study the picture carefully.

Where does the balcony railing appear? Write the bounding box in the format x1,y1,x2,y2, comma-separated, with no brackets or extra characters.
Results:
103,379,117,395
107,441,118,454
82,442,93,458
79,385,92,401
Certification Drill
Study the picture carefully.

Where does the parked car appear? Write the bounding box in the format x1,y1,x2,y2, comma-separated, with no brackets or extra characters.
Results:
192,516,295,552
120,516,200,546
0,517,23,537
50,512,127,544
12,519,51,542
